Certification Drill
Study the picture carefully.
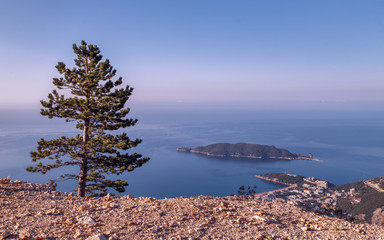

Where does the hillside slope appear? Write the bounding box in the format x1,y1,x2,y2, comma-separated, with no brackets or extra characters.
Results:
1,178,383,239
333,176,384,223
255,173,384,225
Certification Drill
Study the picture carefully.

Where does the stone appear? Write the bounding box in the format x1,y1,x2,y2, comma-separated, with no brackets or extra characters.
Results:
236,217,247,224
2,179,384,239
301,226,309,231
253,215,267,222
74,230,82,238
77,215,96,225
18,229,30,239
126,194,134,200
86,234,108,240
104,194,112,201
0,230,11,240
372,207,384,226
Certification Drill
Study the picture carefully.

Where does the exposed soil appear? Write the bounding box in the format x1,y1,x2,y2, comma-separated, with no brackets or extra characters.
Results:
1,178,384,240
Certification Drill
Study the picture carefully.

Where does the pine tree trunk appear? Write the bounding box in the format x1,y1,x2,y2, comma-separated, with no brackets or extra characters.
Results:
77,119,89,197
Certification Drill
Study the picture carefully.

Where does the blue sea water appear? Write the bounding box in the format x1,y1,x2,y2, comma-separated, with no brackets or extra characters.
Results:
1,108,383,198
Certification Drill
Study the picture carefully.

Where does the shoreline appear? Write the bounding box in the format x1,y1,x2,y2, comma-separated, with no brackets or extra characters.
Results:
177,148,323,162
254,174,293,186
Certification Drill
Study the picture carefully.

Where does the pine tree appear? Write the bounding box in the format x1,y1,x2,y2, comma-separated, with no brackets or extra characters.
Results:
27,41,150,197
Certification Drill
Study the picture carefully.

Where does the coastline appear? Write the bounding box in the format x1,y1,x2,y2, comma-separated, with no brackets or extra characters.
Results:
177,148,323,162
254,174,293,186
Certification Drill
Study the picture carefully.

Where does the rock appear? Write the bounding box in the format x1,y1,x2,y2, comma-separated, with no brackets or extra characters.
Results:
74,230,82,239
236,217,247,224
253,215,267,222
2,179,384,239
0,230,11,240
77,215,96,225
126,194,134,200
301,226,309,231
86,234,108,240
255,211,266,216
37,233,48,239
355,214,366,221
18,229,30,239
104,194,112,201
79,205,87,211
256,235,268,240
103,202,119,209
372,207,384,225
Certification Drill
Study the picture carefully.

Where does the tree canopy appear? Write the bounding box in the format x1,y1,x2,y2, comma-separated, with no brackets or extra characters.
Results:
27,40,150,197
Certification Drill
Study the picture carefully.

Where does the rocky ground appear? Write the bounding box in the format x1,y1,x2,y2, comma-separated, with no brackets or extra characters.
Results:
1,178,384,240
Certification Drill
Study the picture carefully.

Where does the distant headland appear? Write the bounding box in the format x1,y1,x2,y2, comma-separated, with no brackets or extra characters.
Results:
177,142,320,161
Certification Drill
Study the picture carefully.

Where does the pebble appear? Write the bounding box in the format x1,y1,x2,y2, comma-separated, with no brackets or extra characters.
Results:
1,178,384,239
0,230,11,239
86,234,108,240
18,229,30,239
77,215,96,225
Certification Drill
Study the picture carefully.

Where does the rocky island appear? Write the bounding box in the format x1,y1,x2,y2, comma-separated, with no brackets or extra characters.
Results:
177,142,317,161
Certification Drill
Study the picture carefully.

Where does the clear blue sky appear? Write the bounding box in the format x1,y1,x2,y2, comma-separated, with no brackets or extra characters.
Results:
1,1,384,110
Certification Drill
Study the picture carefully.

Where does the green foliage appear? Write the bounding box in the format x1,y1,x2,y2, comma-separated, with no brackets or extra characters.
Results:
260,173,306,185
334,180,384,222
352,192,384,221
335,198,352,213
332,181,366,192
192,143,300,159
237,185,257,196
27,41,149,197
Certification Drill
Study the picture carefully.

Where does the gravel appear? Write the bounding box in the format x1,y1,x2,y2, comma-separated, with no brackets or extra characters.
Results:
1,178,384,240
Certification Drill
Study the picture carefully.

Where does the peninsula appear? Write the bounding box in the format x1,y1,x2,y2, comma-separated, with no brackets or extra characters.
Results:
254,173,384,224
177,142,317,161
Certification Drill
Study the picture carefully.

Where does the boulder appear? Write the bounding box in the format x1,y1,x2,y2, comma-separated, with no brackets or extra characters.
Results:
372,207,384,225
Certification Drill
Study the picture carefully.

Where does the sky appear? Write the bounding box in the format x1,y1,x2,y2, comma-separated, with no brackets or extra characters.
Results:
0,1,384,110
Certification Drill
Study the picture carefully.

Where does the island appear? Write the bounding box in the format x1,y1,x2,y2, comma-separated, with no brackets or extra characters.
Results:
177,142,318,161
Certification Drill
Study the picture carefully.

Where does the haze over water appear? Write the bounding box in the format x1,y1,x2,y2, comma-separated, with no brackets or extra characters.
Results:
1,1,384,198
1,108,383,198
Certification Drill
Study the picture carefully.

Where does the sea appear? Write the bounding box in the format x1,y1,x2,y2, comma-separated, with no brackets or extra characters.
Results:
1,108,383,199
